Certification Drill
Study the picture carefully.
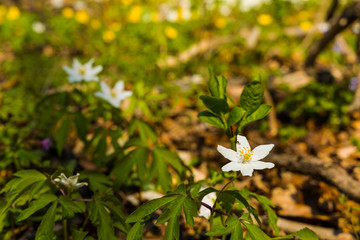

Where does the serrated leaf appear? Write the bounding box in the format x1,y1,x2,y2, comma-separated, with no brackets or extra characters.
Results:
59,196,85,218
200,95,229,115
263,204,279,235
228,107,246,126
295,228,318,240
156,195,185,224
55,115,70,156
152,149,172,192
74,112,88,142
89,201,117,240
17,194,57,222
238,104,271,132
127,221,145,240
230,221,244,240
35,201,58,240
164,216,180,240
126,196,176,223
198,111,225,129
240,80,264,115
72,229,88,240
183,196,197,228
242,222,272,240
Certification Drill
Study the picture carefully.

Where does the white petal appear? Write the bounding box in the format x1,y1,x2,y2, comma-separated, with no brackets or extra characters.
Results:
84,58,95,68
249,161,275,170
99,81,111,96
89,65,103,76
221,162,243,172
217,145,238,162
239,164,254,176
237,135,250,149
114,80,124,93
199,205,211,219
73,58,81,69
252,144,274,161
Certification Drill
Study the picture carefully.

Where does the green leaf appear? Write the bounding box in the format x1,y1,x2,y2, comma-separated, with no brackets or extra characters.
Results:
59,196,86,218
164,216,180,240
127,222,145,240
200,95,229,115
55,115,70,156
295,228,319,240
17,194,57,222
126,196,176,223
152,149,172,192
206,216,238,236
263,204,279,235
198,111,225,129
2,170,47,213
72,229,88,240
74,112,88,142
230,221,244,240
240,80,264,115
156,195,185,224
89,201,117,240
35,201,58,240
228,107,246,126
242,222,272,240
238,104,271,132
208,68,227,99
80,172,112,192
183,196,197,228
152,148,185,176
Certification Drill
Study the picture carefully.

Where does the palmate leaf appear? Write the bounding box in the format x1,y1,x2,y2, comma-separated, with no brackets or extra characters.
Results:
59,196,86,218
72,229,88,240
242,221,272,240
156,195,185,224
164,216,180,240
89,201,117,240
17,194,57,222
2,170,47,213
183,196,197,228
151,149,172,192
127,222,145,240
126,196,176,223
35,201,58,240
206,216,239,237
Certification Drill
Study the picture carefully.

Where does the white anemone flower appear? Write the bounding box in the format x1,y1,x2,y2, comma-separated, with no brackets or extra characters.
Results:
217,135,274,177
63,58,103,83
95,81,132,107
199,189,217,219
54,173,88,189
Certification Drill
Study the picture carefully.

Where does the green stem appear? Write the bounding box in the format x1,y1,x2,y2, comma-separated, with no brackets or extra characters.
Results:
63,219,68,240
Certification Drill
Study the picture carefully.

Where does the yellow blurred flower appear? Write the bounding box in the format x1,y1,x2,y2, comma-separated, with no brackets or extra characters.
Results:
300,21,312,31
75,10,89,24
62,7,74,18
121,0,133,6
298,10,312,20
110,22,121,31
165,26,178,39
103,30,115,42
151,12,159,23
214,18,227,28
90,19,101,29
257,14,273,26
128,5,142,23
7,6,20,21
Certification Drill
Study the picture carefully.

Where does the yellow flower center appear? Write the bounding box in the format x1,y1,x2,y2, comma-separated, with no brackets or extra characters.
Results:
238,146,252,163
78,67,86,75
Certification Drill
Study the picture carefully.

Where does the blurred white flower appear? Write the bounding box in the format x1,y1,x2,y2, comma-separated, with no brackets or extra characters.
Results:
63,58,103,83
74,0,87,10
32,21,46,33
54,173,87,189
50,0,64,8
199,188,217,219
318,22,330,33
239,0,269,11
217,135,274,176
95,81,132,107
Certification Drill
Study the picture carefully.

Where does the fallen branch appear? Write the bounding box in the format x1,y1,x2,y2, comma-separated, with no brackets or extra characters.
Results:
271,153,360,203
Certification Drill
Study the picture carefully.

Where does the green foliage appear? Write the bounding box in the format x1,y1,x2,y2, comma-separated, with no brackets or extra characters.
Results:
198,71,271,139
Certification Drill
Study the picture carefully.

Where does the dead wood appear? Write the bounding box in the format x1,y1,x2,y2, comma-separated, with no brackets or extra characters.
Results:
277,217,355,240
271,153,360,203
305,1,360,67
